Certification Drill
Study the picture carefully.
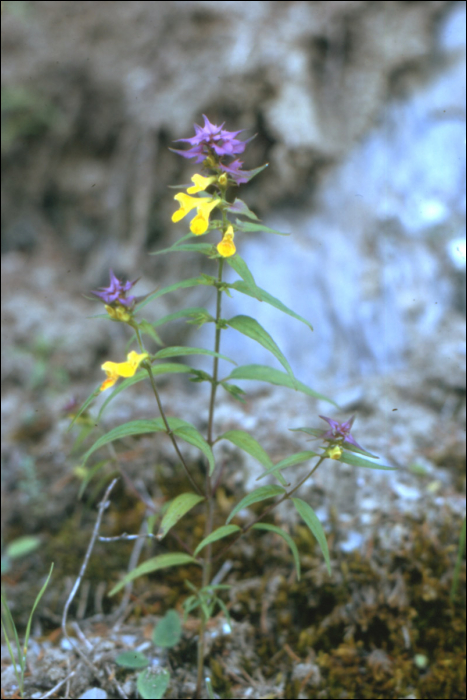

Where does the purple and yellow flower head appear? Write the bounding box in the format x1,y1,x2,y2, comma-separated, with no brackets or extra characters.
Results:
92,270,138,308
171,115,248,163
319,415,367,452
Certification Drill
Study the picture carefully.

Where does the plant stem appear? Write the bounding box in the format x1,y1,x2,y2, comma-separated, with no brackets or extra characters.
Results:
195,257,224,699
134,327,202,496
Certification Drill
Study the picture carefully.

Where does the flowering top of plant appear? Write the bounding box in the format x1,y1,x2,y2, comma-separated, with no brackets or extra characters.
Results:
172,114,248,162
319,415,367,452
92,269,138,308
170,117,270,257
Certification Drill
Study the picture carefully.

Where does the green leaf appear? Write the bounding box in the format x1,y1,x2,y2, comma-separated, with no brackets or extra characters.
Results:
137,667,170,700
152,610,182,648
152,243,214,256
108,553,200,596
154,346,236,365
235,219,289,236
97,364,194,421
225,254,259,297
172,425,215,475
150,232,197,254
337,450,396,471
135,275,216,312
115,651,149,669
230,280,313,331
291,498,331,575
226,485,285,524
227,198,259,220
226,316,295,382
138,319,164,346
153,307,214,328
256,451,319,480
22,563,54,664
156,493,205,541
220,382,247,403
67,387,100,430
193,525,241,556
5,536,41,561
81,417,214,474
219,430,273,469
225,364,337,406
252,523,301,580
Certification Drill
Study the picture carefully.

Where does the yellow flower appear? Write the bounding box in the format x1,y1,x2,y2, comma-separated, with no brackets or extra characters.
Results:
327,445,342,460
217,225,236,257
100,351,149,392
172,193,221,235
104,304,132,323
187,173,217,194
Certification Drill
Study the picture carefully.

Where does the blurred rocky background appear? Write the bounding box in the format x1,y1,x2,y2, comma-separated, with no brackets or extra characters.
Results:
1,1,465,552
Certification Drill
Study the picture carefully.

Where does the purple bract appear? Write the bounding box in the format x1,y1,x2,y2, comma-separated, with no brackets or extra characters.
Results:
319,415,367,452
92,269,138,307
172,115,249,163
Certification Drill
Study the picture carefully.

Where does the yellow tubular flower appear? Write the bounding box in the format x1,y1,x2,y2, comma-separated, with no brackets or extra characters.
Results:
217,225,236,257
172,193,221,235
189,197,221,235
172,193,200,223
100,351,149,392
187,174,217,194
327,446,343,460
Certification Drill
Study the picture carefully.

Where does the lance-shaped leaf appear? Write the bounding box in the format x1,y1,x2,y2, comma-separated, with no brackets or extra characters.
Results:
227,198,259,220
235,219,289,236
336,450,395,471
154,346,236,365
225,364,337,406
172,426,216,475
138,319,164,346
97,364,194,421
225,254,259,297
67,389,101,430
256,450,319,480
150,232,199,255
219,430,273,469
135,275,216,312
156,493,205,541
153,307,214,328
81,417,214,474
226,485,285,524
193,525,241,556
292,498,331,575
226,317,295,382
230,280,313,331
109,553,200,596
153,243,214,256
252,523,301,580
220,382,247,403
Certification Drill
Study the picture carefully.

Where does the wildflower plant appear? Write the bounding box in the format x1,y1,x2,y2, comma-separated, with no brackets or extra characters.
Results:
72,115,394,698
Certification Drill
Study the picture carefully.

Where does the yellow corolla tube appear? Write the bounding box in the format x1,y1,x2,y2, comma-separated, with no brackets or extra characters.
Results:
217,225,236,257
187,173,217,194
100,351,149,392
172,193,221,235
